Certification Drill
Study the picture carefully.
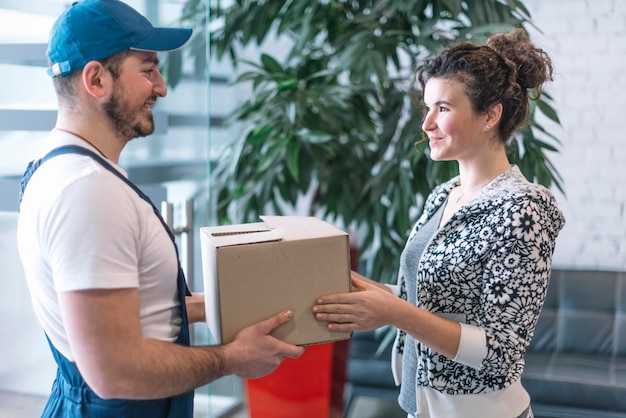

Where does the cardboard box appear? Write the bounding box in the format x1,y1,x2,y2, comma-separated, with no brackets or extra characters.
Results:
200,216,352,346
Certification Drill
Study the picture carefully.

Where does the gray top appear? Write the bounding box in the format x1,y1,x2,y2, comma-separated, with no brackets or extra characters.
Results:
398,200,446,415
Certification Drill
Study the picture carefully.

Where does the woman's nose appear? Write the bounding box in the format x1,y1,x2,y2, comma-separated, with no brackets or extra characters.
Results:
422,112,434,132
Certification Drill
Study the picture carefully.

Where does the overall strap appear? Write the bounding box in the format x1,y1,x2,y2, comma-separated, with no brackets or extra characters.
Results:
21,145,177,242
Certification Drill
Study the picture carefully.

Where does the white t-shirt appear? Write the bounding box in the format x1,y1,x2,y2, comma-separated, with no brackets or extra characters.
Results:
18,130,181,361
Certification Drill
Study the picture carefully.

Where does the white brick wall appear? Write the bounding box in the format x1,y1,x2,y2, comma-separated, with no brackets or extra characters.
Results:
524,0,626,270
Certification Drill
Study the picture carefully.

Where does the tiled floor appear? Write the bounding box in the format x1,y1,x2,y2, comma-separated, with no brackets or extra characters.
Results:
1,390,567,418
225,396,406,418
0,390,405,418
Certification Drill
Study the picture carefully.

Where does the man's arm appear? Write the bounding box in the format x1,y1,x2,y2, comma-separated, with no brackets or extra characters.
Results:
186,292,206,323
59,287,304,400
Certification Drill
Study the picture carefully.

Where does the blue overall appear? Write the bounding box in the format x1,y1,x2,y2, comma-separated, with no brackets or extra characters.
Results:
19,145,194,418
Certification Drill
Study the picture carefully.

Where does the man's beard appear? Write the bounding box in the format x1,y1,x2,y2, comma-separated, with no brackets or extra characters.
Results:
103,92,156,142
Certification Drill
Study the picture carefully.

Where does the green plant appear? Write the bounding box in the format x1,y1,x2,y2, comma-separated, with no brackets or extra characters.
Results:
168,0,563,283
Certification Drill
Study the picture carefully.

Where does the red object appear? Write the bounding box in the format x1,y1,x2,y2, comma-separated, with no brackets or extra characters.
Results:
245,340,349,418
244,239,357,417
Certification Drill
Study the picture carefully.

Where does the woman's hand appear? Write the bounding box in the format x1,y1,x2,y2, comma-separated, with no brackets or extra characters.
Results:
312,271,400,332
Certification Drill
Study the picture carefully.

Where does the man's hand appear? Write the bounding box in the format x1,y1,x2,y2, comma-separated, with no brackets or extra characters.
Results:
222,310,306,379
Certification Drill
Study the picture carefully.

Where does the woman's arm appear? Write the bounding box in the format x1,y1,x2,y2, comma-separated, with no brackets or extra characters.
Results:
313,275,462,360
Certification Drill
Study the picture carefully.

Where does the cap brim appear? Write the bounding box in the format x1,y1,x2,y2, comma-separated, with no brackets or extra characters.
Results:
132,27,193,52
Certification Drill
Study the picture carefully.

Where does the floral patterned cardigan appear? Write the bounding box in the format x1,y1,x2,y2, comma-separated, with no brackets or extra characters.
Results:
391,165,565,395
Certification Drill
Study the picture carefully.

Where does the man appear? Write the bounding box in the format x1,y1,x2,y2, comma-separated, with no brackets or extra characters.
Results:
17,1,304,417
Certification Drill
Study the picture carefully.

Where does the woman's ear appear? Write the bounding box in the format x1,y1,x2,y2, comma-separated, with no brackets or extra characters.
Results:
485,103,503,131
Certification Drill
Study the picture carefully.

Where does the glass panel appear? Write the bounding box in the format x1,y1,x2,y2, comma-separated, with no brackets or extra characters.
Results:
0,1,242,416
0,211,57,393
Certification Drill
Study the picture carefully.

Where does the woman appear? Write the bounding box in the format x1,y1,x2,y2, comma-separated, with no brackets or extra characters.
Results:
313,29,565,418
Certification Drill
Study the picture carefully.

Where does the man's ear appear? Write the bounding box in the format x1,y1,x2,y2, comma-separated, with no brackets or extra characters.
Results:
81,61,110,99
485,103,503,130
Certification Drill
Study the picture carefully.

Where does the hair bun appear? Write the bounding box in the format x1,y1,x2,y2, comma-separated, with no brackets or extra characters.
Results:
487,29,553,91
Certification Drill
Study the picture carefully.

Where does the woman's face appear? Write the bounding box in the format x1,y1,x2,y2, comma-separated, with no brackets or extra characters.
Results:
421,77,488,162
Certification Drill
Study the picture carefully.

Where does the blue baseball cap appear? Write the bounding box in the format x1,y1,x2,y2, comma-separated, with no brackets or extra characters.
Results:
46,0,192,77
